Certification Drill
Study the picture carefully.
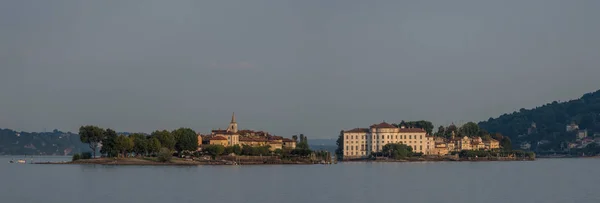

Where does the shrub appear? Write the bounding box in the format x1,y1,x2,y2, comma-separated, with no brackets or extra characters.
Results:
72,154,81,161
81,152,93,159
157,148,172,162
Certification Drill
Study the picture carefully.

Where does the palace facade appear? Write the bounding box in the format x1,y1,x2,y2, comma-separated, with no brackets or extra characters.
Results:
342,122,434,158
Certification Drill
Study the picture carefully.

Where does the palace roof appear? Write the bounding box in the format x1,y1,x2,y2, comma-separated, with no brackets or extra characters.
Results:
370,122,396,128
210,136,227,141
344,128,369,133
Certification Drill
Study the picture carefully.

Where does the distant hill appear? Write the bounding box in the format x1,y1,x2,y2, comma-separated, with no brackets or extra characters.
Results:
479,89,600,151
0,129,90,155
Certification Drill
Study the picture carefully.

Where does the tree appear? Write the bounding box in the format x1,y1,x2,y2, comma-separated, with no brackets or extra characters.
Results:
115,135,133,157
157,147,172,162
481,134,492,141
491,133,504,142
435,126,445,137
147,137,161,155
203,145,225,157
130,133,148,156
172,128,198,152
231,145,242,155
297,134,309,150
152,130,175,151
292,135,298,142
101,128,118,157
501,137,512,150
381,143,413,159
79,125,106,158
335,130,344,160
459,122,480,137
446,124,458,137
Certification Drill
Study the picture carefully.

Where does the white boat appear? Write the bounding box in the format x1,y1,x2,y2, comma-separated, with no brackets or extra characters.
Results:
17,159,26,164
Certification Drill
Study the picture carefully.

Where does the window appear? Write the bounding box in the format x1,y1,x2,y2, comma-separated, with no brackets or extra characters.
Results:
345,136,348,139
420,135,422,139
387,135,390,139
409,135,412,139
420,146,422,150
346,146,348,150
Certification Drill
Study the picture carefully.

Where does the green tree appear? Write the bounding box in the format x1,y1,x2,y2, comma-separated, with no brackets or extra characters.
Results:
203,145,225,157
459,122,480,137
297,134,309,150
172,128,198,152
231,145,242,155
381,143,413,159
435,126,445,137
157,147,172,162
130,133,148,156
335,130,344,160
147,137,161,155
292,135,298,142
501,136,512,150
152,130,175,151
100,128,118,157
446,124,458,137
115,135,134,157
481,134,492,141
79,125,106,158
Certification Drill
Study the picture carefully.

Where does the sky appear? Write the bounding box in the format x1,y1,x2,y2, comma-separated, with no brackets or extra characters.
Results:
1,0,600,138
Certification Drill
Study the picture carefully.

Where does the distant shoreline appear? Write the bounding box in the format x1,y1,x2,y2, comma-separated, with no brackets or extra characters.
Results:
33,157,322,166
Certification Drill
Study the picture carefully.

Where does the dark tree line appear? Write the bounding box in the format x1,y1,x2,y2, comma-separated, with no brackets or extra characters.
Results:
79,125,198,158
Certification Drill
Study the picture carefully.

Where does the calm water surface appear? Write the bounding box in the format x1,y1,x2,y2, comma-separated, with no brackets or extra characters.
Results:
1,156,599,203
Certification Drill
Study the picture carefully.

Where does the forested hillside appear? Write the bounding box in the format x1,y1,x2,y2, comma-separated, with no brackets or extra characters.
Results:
479,89,600,151
0,129,89,155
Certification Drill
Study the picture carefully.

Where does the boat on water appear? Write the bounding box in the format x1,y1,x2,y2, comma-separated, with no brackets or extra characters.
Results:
17,159,26,164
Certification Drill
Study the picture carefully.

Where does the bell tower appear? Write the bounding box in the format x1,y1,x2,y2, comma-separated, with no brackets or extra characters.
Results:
226,112,238,133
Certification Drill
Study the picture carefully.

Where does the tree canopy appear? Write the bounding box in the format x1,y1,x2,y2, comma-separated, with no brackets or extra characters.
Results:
381,143,413,159
172,128,198,152
79,125,106,158
151,130,175,151
100,128,118,157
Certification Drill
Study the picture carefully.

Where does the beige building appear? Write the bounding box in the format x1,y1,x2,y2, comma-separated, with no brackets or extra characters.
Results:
484,139,500,149
211,113,240,146
204,113,298,151
209,136,229,146
431,133,501,155
342,122,434,158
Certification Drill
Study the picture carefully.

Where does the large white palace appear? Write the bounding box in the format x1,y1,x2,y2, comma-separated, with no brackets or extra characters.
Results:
342,122,434,158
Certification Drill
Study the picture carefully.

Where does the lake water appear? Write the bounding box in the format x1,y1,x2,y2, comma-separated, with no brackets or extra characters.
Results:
1,156,599,203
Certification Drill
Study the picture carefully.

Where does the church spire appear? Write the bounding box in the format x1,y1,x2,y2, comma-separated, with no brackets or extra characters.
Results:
231,112,236,123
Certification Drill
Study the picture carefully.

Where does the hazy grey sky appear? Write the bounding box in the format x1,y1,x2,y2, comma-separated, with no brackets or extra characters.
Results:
1,0,599,138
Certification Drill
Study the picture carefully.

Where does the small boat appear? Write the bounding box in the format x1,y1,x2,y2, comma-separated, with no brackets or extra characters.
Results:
9,160,14,163
17,159,26,164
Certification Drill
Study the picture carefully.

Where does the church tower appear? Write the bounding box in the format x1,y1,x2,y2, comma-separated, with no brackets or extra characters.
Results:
226,112,238,133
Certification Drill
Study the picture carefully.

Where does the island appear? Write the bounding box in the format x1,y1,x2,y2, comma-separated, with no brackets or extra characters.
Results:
38,113,333,166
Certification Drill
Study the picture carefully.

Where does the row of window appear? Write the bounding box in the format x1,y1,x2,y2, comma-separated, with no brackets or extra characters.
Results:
345,145,427,151
346,135,424,140
346,140,423,144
